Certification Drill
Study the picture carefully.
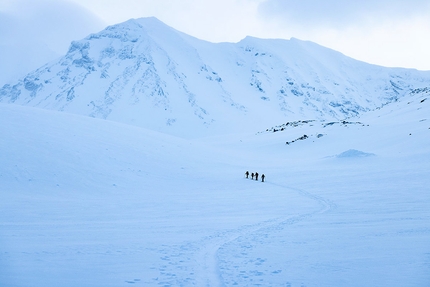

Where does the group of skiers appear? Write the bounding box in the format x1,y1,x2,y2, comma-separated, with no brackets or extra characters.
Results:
245,171,265,182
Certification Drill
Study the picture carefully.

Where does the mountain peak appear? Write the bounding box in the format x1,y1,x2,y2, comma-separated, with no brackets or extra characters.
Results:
1,18,430,138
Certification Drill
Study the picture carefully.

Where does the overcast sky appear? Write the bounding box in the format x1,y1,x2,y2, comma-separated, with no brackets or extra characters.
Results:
1,0,430,71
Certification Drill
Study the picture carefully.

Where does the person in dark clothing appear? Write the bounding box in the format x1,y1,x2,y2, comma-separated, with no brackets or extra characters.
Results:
251,172,254,180
261,174,265,182
255,172,259,181
245,171,249,178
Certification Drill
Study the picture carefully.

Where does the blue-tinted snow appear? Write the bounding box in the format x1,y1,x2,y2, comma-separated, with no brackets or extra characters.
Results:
0,87,429,286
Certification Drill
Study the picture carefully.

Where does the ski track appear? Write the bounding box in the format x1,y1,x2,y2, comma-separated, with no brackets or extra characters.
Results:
153,180,336,286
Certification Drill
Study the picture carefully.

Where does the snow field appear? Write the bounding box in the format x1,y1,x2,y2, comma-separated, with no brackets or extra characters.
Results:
1,93,430,286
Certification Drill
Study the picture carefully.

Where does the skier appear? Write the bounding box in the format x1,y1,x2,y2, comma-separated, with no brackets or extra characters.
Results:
251,172,254,180
255,172,259,181
245,171,249,178
261,174,265,182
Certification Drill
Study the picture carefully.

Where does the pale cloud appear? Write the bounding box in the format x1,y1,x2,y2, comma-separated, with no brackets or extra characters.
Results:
71,0,266,43
0,0,105,84
307,15,430,70
0,0,105,53
258,0,430,28
159,0,266,42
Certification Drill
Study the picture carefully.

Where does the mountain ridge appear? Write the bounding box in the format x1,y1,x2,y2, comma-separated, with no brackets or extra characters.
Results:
1,17,429,138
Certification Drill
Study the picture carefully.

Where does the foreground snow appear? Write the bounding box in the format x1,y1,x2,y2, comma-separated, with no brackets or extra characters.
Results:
1,91,429,286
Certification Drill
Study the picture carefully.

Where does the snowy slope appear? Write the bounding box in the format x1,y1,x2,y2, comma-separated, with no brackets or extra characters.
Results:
1,17,429,138
1,87,429,286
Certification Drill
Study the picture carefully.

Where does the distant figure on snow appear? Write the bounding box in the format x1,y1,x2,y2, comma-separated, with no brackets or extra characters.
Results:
245,171,249,178
261,174,265,182
251,172,254,180
255,172,259,181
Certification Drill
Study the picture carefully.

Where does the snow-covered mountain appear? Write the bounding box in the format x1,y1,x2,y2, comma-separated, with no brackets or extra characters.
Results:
1,17,429,137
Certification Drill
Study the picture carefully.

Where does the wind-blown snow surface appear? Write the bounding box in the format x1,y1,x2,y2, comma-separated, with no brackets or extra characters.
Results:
1,17,430,138
1,88,429,286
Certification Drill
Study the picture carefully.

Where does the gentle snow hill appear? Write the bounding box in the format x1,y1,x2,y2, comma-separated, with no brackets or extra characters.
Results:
196,86,430,163
1,17,430,138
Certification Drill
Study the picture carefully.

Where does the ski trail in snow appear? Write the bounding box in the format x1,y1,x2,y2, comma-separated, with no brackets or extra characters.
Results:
151,181,336,286
191,181,336,286
268,181,337,215
193,217,293,287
